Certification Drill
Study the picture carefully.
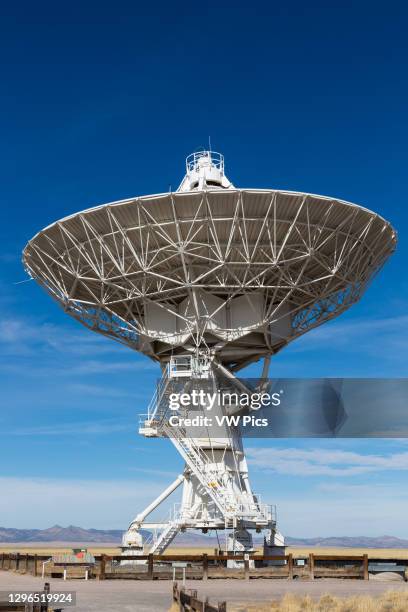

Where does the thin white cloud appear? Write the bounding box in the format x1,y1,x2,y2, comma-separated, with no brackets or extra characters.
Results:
0,476,168,529
246,447,408,477
316,481,408,498
0,316,127,357
129,467,180,478
0,361,156,384
69,360,155,375
292,314,408,357
274,489,408,538
0,315,158,381
5,420,134,436
68,382,133,398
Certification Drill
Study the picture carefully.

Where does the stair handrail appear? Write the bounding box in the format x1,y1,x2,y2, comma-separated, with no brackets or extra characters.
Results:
147,365,170,421
162,421,238,517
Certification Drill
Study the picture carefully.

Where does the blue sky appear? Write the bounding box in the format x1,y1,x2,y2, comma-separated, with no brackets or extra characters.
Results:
1,1,408,536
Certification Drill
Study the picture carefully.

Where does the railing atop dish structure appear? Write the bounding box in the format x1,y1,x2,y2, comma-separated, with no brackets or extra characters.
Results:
186,150,224,173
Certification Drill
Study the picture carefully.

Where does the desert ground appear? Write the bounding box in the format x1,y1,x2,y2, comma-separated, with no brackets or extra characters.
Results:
1,571,408,612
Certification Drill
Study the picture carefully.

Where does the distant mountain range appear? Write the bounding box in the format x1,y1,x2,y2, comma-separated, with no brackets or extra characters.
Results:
284,535,408,548
1,525,408,548
0,525,124,543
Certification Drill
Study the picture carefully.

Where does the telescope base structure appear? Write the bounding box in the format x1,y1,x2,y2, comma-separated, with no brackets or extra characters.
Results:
122,356,284,563
121,464,284,564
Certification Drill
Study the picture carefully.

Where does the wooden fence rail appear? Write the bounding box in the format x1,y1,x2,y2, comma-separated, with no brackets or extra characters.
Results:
1,551,403,581
173,582,226,612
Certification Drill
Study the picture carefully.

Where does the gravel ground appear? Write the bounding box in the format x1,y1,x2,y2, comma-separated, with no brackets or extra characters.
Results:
1,571,408,611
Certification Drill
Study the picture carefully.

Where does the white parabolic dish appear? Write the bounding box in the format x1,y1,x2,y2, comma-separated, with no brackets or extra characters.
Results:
23,165,396,370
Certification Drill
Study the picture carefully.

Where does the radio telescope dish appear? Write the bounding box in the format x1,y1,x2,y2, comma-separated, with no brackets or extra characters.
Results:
23,150,396,559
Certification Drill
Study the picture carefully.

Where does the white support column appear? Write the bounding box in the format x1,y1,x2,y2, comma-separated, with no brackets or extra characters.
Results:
128,474,184,528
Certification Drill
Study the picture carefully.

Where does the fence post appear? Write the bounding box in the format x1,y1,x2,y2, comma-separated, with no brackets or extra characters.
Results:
363,554,369,580
309,553,314,580
288,553,293,580
40,583,50,612
99,555,106,580
1,553,4,569
202,553,208,581
33,554,38,577
25,554,29,573
15,553,20,572
147,554,154,580
244,557,249,581
179,585,186,609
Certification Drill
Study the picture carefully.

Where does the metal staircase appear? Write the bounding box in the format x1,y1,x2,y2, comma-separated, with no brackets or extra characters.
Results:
162,421,237,518
148,521,180,555
147,367,171,421
140,369,240,518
